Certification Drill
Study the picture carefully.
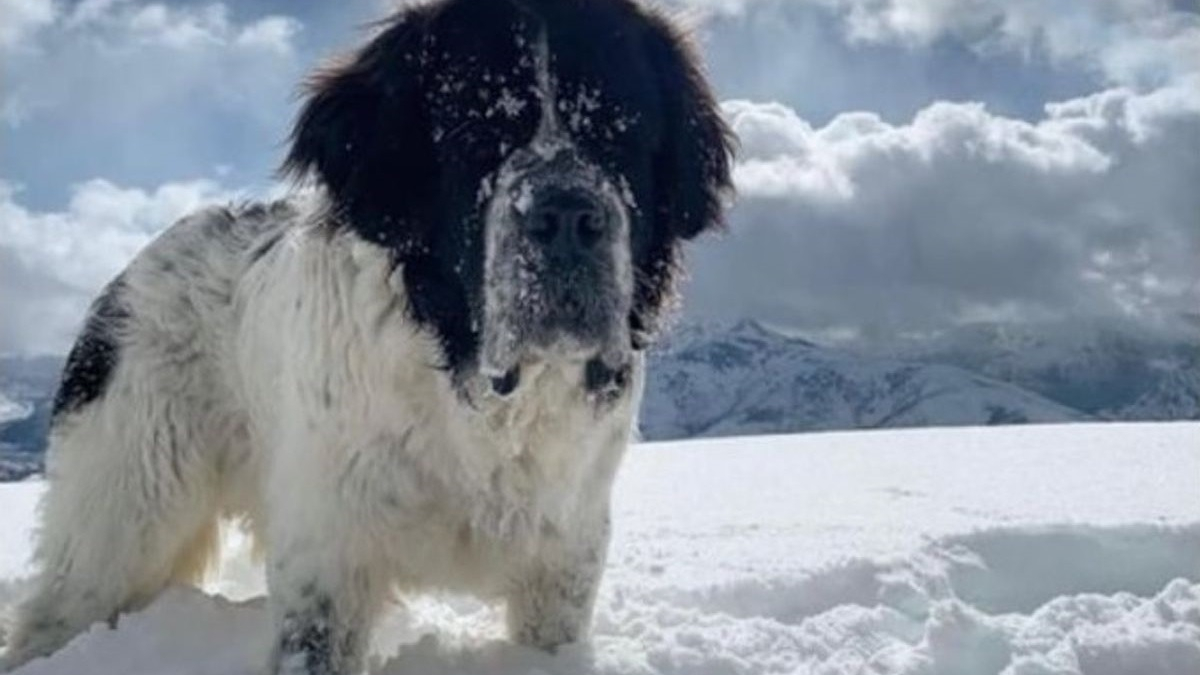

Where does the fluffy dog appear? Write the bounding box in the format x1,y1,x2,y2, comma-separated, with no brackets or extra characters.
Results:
3,0,732,673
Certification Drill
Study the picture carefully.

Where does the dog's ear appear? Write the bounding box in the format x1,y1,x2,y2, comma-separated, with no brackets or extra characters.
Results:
646,19,736,241
282,13,435,245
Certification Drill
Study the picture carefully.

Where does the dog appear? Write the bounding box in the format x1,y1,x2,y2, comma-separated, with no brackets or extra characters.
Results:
2,0,732,673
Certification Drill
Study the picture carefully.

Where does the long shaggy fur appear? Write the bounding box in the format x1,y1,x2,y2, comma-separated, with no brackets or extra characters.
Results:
2,1,732,674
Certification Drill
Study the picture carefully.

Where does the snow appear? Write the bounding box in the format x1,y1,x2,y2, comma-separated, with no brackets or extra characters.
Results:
0,395,30,428
2,422,1198,674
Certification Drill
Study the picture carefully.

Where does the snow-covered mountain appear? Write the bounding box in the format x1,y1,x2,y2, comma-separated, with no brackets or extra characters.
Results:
0,393,30,427
876,320,1200,421
2,422,1198,674
0,356,58,481
641,320,1086,440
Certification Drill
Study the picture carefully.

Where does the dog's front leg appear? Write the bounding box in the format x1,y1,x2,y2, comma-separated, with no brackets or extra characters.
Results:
506,510,611,651
266,530,386,675
263,467,386,675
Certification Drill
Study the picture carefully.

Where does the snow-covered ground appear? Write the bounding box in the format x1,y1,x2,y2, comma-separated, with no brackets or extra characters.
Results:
1,422,1198,674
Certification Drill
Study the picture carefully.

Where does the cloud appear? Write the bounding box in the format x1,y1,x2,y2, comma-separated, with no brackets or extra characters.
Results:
0,178,245,355
671,0,1105,128
107,3,299,53
681,0,1199,89
1,0,305,208
668,0,1200,340
827,0,1200,88
3,1,303,112
682,80,1200,339
0,0,55,50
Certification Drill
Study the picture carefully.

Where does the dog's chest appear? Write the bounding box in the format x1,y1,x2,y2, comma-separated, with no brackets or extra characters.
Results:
343,361,628,568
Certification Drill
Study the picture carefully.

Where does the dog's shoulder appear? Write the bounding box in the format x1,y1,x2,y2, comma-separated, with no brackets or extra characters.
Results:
117,197,306,285
50,196,313,424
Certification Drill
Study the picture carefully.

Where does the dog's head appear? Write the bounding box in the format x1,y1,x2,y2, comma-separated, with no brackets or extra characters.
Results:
283,0,733,396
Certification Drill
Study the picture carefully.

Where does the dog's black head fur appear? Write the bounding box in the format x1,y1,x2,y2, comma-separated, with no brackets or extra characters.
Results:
283,0,733,388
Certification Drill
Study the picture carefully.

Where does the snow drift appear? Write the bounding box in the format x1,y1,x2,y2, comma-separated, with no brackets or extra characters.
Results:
1,422,1197,674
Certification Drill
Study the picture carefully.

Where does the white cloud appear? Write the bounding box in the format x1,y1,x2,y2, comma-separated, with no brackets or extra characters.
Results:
680,0,1199,89
684,80,1200,338
2,0,300,56
849,0,1200,89
0,178,245,355
2,0,302,124
0,0,55,50
0,0,304,205
725,97,1117,203
676,0,1200,341
235,15,303,54
112,3,300,52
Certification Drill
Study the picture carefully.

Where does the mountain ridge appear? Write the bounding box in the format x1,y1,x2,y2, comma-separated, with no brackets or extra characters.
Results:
641,319,1088,440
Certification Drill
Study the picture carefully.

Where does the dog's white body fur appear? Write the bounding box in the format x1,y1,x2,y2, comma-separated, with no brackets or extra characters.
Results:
5,196,641,672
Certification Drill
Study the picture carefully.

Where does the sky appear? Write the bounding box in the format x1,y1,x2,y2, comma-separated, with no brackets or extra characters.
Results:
1,0,1198,355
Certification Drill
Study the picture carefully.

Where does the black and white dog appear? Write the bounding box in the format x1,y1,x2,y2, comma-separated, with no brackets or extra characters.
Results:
3,1,732,673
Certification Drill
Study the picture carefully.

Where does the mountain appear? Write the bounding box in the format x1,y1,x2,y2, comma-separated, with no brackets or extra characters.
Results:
640,320,1085,440
874,320,1200,421
0,355,59,481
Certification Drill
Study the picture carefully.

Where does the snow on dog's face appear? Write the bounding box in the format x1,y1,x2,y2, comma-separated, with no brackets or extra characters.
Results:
283,0,733,396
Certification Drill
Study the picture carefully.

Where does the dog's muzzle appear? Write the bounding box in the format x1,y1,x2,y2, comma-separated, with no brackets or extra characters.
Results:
519,183,618,335
480,146,634,391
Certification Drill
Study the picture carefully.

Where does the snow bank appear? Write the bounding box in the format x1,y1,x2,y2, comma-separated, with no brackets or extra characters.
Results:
2,422,1198,674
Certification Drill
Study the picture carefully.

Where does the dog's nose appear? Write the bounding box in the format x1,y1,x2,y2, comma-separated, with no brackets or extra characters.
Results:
526,187,608,252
